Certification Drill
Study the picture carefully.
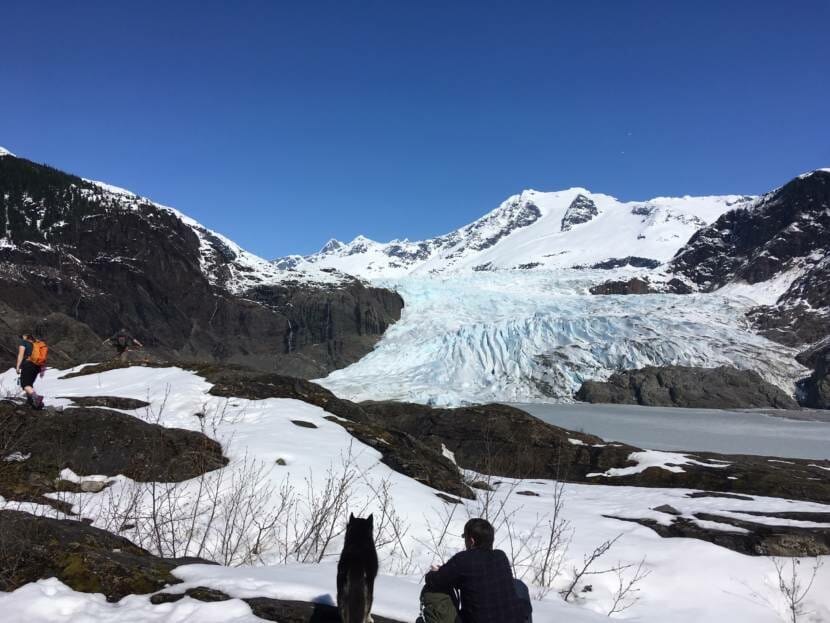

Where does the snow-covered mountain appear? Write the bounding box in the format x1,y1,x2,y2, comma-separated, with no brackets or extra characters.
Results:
78,178,350,293
313,171,830,406
277,188,754,278
0,149,402,376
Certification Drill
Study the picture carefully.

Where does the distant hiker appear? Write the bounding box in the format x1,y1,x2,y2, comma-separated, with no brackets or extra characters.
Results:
103,328,143,361
420,518,528,623
15,333,47,410
337,513,378,623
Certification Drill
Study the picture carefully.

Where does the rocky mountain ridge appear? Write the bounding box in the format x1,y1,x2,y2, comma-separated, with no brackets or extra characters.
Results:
0,151,402,376
278,187,749,278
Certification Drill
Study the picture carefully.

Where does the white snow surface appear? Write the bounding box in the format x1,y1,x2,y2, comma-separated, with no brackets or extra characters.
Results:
0,145,15,157
1,364,829,623
586,450,730,478
280,188,753,278
318,270,807,406
717,265,810,306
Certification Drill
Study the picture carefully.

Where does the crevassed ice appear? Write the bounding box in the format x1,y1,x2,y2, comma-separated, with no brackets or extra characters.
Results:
318,270,806,406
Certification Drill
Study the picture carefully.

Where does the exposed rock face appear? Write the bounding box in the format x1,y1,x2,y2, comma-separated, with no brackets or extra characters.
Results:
669,170,830,348
152,587,406,622
61,395,151,410
670,171,830,292
0,400,227,507
588,256,661,270
0,154,403,377
797,340,830,409
589,277,692,295
574,365,799,409
561,194,598,231
609,510,830,557
0,510,208,600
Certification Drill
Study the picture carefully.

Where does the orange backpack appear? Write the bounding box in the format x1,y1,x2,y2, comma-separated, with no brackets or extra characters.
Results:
28,340,49,366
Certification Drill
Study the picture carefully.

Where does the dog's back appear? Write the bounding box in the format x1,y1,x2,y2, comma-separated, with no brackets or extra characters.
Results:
337,513,378,623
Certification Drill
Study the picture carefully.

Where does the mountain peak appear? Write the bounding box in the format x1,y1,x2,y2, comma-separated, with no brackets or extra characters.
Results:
349,234,375,245
0,146,15,157
319,238,344,254
798,168,830,180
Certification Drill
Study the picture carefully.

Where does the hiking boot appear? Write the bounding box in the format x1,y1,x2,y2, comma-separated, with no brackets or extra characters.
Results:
30,393,44,410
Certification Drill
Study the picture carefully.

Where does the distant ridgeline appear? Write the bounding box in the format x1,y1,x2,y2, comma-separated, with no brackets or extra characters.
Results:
0,152,403,376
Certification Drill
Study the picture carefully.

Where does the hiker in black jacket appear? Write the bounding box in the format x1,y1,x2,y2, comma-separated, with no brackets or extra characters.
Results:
103,328,143,361
422,518,528,623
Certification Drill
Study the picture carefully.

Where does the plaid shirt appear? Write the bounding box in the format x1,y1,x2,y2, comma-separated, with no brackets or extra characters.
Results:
425,548,525,623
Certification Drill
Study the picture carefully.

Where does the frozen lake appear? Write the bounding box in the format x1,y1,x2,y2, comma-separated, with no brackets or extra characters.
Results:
515,402,830,460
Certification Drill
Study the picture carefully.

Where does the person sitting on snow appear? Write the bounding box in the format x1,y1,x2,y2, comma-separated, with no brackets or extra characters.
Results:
420,518,531,623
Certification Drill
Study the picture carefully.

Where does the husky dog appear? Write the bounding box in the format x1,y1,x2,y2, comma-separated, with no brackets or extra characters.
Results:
337,513,378,623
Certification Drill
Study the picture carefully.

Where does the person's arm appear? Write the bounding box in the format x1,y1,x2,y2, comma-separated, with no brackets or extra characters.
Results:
425,552,464,592
15,345,25,372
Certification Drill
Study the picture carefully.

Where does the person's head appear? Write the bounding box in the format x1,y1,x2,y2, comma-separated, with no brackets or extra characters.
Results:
21,332,34,342
463,518,495,551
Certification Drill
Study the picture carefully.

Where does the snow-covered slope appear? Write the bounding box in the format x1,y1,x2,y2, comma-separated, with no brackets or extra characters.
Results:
278,188,753,278
0,145,15,157
2,365,828,623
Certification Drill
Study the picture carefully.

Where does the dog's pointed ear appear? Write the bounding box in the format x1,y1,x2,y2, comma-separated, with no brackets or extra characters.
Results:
368,513,374,526
350,512,355,521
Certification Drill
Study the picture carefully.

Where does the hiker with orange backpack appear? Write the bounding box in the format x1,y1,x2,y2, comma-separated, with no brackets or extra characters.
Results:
15,333,48,410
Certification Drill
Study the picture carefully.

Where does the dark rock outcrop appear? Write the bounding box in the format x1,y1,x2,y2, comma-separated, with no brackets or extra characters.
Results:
0,399,227,507
574,365,799,409
153,587,406,623
561,194,598,231
670,171,830,293
0,154,403,377
608,511,830,557
62,395,151,410
0,508,408,619
589,277,692,295
0,510,208,600
589,256,662,270
797,340,830,409
668,170,830,346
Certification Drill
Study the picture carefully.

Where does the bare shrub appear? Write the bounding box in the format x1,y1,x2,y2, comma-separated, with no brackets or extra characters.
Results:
607,557,651,616
772,556,824,623
416,501,462,565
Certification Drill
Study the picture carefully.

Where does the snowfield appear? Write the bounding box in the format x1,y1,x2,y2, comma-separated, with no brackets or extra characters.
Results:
280,187,753,279
318,270,806,406
1,365,828,623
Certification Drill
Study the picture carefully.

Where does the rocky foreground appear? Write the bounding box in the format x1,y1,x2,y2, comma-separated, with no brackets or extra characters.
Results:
1,362,829,619
574,365,799,409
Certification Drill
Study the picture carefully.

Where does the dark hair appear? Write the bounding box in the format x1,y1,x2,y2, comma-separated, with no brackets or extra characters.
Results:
463,518,494,550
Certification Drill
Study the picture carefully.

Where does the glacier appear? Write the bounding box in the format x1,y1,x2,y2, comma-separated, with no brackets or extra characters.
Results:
317,269,807,406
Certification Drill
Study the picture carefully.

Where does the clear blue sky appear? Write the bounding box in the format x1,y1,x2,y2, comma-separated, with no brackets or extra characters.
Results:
2,1,828,257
